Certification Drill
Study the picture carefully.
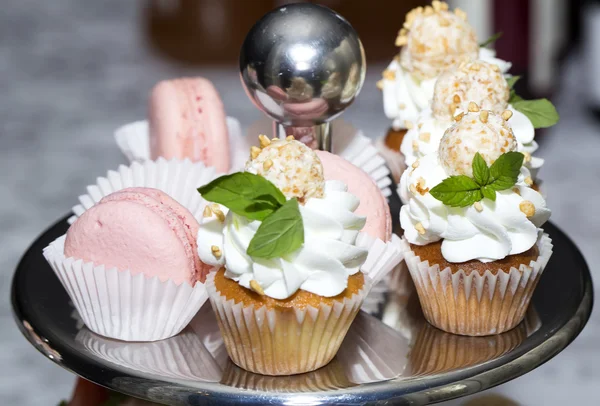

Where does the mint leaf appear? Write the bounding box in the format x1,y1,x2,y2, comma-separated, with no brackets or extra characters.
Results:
506,75,520,89
481,185,497,201
472,152,490,186
198,172,286,221
488,151,524,190
511,99,559,128
247,198,304,259
479,31,503,48
429,176,482,207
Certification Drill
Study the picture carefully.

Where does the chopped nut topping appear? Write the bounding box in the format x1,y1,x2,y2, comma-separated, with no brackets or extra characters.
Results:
203,206,213,218
454,112,465,122
211,245,222,259
250,146,261,160
454,8,467,20
519,200,536,217
383,69,396,80
263,159,273,170
395,35,408,47
492,64,501,72
418,122,424,129
419,132,431,142
405,120,414,129
479,110,489,123
412,140,419,151
474,201,483,212
249,280,265,295
399,102,407,110
412,160,420,169
409,184,418,194
415,222,426,235
416,177,429,195
376,79,384,90
468,101,480,112
513,187,521,195
258,134,271,148
210,204,225,222
524,176,534,187
501,110,513,121
286,135,295,141
453,94,461,104
522,151,532,163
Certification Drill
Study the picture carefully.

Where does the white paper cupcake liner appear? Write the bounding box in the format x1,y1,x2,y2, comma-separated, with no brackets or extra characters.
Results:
205,271,370,376
114,117,244,165
44,236,208,341
50,159,220,341
69,158,217,224
356,233,404,287
375,136,406,185
76,319,222,382
243,117,392,198
401,233,553,336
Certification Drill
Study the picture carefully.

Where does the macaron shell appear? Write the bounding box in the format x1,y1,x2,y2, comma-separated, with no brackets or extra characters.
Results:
149,77,230,173
103,188,210,282
65,200,195,285
316,151,392,241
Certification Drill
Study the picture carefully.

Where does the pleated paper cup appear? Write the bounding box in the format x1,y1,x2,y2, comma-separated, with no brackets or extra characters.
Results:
46,159,220,341
70,158,217,224
44,237,209,342
114,117,244,165
205,271,370,376
375,136,406,185
242,117,392,198
401,233,553,336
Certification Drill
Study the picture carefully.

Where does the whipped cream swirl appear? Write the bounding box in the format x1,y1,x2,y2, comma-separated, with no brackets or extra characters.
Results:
399,153,550,263
382,48,511,130
198,180,368,299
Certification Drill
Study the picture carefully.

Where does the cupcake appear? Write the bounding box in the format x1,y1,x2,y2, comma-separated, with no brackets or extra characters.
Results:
44,159,216,341
399,106,553,336
377,1,511,182
400,60,557,185
197,137,402,375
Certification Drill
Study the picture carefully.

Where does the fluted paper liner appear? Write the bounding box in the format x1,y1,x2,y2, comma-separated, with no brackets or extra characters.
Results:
242,118,392,198
46,159,220,341
69,158,217,224
114,117,244,166
44,236,208,342
375,136,406,185
205,271,370,376
401,233,553,336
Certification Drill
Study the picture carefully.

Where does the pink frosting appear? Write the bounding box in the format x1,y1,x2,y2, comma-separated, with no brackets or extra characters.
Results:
149,77,230,173
316,151,392,242
65,188,209,285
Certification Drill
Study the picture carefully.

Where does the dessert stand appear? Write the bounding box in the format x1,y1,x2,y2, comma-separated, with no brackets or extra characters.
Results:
10,4,593,405
11,187,593,405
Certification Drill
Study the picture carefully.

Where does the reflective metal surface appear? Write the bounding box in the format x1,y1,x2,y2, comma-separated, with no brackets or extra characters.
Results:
11,189,593,405
239,3,366,150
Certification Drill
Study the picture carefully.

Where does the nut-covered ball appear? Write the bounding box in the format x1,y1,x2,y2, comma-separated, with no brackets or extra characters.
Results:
438,108,517,177
397,1,479,80
432,60,509,121
246,137,325,202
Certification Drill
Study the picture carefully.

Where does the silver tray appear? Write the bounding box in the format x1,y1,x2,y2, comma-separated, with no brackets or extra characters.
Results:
11,206,593,405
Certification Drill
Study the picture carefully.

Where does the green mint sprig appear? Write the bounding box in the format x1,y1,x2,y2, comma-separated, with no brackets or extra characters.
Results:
198,173,304,259
479,31,503,48
430,152,524,208
506,75,559,128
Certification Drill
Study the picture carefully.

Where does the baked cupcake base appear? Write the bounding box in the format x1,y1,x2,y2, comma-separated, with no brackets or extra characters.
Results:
376,128,408,184
401,233,553,336
205,269,369,376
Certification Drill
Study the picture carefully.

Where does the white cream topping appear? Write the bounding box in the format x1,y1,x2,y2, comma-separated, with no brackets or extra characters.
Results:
382,48,512,130
399,153,550,263
400,107,539,176
198,180,368,299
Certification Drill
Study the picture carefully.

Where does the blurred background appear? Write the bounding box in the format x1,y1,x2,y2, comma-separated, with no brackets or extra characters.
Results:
1,0,598,404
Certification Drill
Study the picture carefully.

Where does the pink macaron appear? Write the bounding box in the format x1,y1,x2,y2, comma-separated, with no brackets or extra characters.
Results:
316,151,392,242
149,77,230,173
64,187,210,285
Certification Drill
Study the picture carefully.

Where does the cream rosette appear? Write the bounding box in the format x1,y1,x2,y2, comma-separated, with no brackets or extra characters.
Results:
44,159,218,341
